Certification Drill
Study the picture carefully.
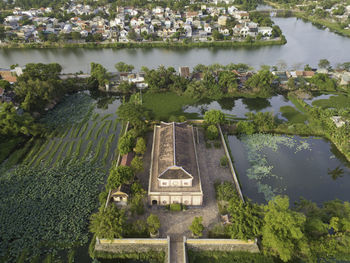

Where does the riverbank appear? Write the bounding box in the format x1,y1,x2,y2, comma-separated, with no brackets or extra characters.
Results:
0,37,287,49
293,12,350,38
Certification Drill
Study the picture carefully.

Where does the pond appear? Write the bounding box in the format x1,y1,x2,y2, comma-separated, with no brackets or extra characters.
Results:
184,95,294,119
227,134,350,205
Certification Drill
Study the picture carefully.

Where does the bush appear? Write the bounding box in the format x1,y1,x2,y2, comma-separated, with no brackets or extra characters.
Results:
206,125,219,140
99,190,109,206
131,156,143,173
189,216,204,237
130,193,145,215
118,132,136,155
147,214,161,235
170,203,182,211
220,156,228,167
107,166,134,189
204,109,225,125
133,137,146,155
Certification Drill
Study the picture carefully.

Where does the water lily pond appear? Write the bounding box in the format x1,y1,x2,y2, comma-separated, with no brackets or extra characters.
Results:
228,134,350,205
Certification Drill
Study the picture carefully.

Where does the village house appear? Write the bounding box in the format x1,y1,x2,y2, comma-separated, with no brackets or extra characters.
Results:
148,122,203,206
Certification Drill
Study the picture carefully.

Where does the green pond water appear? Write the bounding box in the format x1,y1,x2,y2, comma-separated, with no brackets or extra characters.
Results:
228,134,350,205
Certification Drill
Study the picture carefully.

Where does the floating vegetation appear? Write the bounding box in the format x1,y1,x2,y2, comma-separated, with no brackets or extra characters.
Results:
40,93,94,129
241,134,311,201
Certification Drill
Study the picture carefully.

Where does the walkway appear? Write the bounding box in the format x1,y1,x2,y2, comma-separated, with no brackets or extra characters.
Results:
170,236,184,263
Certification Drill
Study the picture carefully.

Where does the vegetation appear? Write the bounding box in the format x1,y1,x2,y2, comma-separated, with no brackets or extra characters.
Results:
118,132,136,155
204,109,225,125
107,166,134,189
189,217,204,237
206,125,219,140
147,214,161,235
188,250,276,263
134,137,146,155
89,205,126,240
0,158,104,262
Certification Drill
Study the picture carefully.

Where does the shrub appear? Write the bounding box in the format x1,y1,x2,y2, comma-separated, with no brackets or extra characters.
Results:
107,166,134,189
205,141,212,148
189,216,204,237
236,121,255,135
147,214,161,235
131,156,143,173
130,193,145,215
178,115,187,122
220,156,228,167
99,190,109,205
133,137,146,155
206,125,219,140
204,109,225,125
118,132,136,155
170,203,182,211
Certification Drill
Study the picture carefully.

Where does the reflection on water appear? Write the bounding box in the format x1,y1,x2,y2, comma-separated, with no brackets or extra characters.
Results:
228,135,350,205
2,18,350,72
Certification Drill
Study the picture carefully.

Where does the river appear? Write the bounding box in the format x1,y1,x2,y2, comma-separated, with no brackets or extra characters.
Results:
1,17,350,72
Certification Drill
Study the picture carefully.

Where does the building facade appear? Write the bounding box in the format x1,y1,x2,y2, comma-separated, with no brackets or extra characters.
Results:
148,122,203,206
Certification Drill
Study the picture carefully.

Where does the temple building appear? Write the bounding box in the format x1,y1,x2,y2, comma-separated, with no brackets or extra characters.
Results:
148,122,203,206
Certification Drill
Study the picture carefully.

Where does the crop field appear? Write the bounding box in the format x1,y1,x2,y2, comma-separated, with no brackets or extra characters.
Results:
1,93,122,172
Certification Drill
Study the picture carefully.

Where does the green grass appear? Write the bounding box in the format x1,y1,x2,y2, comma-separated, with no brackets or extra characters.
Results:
102,133,115,165
79,121,89,137
94,120,108,140
105,120,113,134
53,141,70,166
280,106,308,124
92,139,104,163
66,141,75,157
83,141,93,159
312,95,350,109
85,122,97,140
46,140,64,165
142,92,197,120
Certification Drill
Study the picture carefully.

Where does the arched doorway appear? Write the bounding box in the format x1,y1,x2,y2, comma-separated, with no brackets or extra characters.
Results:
152,200,158,205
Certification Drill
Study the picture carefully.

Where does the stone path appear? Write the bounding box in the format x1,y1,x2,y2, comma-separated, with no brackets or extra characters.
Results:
170,236,184,263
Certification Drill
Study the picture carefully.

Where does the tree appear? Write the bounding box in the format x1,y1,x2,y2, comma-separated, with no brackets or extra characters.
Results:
236,121,255,135
212,30,224,41
262,196,310,262
0,79,10,91
206,125,219,140
107,166,134,189
147,214,161,235
117,81,133,93
117,102,147,129
128,28,138,41
130,192,145,215
134,137,146,155
90,62,109,88
115,62,134,72
318,59,331,70
0,102,43,137
89,205,126,239
204,109,225,125
245,70,276,97
118,132,136,155
189,216,204,237
227,194,262,240
246,112,276,132
131,156,143,173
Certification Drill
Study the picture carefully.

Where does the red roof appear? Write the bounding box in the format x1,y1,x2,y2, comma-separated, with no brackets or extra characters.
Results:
0,71,17,83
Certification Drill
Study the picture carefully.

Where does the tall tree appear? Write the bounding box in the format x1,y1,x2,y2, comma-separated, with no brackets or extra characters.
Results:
262,196,310,262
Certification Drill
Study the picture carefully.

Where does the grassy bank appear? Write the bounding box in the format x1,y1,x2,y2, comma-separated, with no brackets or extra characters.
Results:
0,37,287,49
142,91,198,120
294,12,350,38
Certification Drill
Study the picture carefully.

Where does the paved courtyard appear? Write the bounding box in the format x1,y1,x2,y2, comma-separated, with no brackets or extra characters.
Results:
137,127,234,239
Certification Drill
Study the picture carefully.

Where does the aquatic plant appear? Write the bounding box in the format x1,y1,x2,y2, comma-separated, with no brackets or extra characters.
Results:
241,134,311,201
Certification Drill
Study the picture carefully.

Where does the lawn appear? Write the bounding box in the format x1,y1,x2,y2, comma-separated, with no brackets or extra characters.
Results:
142,92,198,120
312,95,350,109
280,106,308,124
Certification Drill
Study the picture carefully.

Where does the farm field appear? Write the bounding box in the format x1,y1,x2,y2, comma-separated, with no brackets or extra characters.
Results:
1,93,122,172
